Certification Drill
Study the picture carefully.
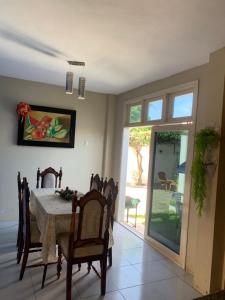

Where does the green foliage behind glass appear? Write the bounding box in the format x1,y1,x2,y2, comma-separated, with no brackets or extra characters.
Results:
129,127,151,147
129,105,142,123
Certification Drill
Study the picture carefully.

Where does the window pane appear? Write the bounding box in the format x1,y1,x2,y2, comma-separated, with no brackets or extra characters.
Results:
147,99,163,121
148,130,188,254
173,92,193,118
129,104,142,123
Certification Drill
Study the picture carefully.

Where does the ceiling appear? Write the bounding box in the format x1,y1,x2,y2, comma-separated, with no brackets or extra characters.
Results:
1,0,225,95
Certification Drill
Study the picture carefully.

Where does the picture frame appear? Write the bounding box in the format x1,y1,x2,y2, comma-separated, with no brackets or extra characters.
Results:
17,105,76,148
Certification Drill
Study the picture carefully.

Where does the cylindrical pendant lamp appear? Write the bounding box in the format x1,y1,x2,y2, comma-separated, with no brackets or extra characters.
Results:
65,72,74,94
78,77,86,100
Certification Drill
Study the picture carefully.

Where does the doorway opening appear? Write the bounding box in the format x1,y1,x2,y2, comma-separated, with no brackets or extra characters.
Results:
123,126,151,235
118,83,197,267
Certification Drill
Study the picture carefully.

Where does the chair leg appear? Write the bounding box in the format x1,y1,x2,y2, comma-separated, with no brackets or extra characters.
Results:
100,257,107,296
78,263,81,271
16,227,20,247
41,264,48,289
108,248,112,267
57,245,62,279
66,262,72,300
87,262,92,273
17,236,24,264
134,205,138,228
19,243,29,280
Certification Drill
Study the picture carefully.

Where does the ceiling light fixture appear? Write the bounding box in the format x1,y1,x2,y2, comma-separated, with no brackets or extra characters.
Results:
78,77,86,100
65,60,86,98
65,71,74,94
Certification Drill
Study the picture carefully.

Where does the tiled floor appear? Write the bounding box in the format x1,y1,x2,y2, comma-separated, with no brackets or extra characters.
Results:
0,221,201,300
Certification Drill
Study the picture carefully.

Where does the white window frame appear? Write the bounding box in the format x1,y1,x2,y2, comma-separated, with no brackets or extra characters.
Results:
144,123,194,268
124,81,198,127
118,80,198,268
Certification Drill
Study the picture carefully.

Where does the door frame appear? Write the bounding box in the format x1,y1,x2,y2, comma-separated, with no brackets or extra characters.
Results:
144,123,195,268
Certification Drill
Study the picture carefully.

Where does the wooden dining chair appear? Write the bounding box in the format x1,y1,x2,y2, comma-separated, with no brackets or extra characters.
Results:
36,167,62,188
19,177,51,288
57,190,112,300
90,173,104,192
103,178,119,267
16,172,24,264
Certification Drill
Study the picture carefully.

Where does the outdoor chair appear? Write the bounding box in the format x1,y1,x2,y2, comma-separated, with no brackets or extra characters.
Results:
158,171,177,191
125,196,140,228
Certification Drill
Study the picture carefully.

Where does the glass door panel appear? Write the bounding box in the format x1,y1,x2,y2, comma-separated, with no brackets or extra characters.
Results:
148,129,188,254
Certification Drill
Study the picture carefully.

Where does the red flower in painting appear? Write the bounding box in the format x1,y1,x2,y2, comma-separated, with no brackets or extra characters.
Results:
16,102,31,122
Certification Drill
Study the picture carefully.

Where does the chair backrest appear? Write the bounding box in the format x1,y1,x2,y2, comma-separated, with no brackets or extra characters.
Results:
36,167,62,188
17,172,23,231
103,178,118,226
17,171,23,210
22,177,31,242
90,173,103,192
68,190,112,260
158,171,167,181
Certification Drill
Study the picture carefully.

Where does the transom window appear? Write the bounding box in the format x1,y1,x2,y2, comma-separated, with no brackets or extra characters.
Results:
147,99,163,121
172,92,193,119
126,83,196,127
129,104,142,124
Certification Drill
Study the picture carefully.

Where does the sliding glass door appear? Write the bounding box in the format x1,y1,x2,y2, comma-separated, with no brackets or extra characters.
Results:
146,125,192,266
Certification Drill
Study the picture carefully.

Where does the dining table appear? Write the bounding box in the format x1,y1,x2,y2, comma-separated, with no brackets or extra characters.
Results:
30,188,114,264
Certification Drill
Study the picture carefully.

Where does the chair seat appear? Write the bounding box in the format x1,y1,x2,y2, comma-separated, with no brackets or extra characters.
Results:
57,233,104,259
30,220,41,243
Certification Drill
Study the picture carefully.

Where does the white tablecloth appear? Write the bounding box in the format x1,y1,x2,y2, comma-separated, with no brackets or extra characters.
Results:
30,188,113,264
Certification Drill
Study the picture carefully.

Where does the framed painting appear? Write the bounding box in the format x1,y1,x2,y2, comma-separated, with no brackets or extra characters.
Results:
17,105,76,148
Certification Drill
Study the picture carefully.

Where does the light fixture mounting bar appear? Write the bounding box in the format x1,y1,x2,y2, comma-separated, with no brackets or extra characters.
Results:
67,60,85,66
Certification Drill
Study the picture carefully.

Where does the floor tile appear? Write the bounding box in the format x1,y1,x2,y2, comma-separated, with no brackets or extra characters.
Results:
0,250,35,300
132,260,176,284
109,249,132,267
0,221,201,300
121,246,163,264
79,290,125,300
107,265,146,290
161,258,194,286
73,264,118,298
30,260,79,300
120,277,201,300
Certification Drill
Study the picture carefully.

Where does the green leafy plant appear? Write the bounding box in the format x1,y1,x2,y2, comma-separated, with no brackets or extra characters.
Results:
191,128,220,216
55,187,75,201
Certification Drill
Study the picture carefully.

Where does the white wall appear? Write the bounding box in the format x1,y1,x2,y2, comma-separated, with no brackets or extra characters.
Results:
154,144,179,183
0,76,116,221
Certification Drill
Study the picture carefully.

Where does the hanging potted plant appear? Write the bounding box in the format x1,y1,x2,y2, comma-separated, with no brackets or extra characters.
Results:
191,127,220,216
